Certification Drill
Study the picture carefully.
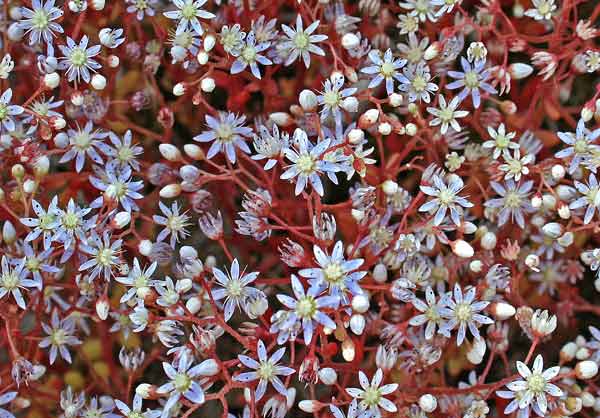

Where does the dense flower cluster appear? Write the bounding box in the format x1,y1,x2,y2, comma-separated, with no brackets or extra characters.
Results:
3,0,600,417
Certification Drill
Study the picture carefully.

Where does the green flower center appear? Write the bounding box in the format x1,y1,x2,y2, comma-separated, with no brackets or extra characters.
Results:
70,48,87,67
362,387,382,407
226,279,243,297
26,257,41,272
0,104,7,120
1,272,19,290
293,33,309,50
438,189,455,205
527,373,546,393
62,212,80,230
464,71,480,89
323,91,341,107
181,3,197,19
296,154,316,174
50,328,67,345
323,262,344,285
39,213,56,230
106,182,127,199
455,302,473,322
96,248,115,267
412,75,426,92
574,138,589,154
216,124,234,142
241,46,257,62
296,296,317,319
380,62,395,77
32,9,50,30
174,372,192,392
257,361,275,380
73,132,92,149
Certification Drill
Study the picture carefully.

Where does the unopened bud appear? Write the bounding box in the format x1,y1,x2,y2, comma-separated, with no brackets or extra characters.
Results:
373,263,387,283
561,342,577,362
469,260,482,273
466,337,486,364
95,296,110,320
204,34,216,52
341,339,355,362
481,231,497,250
351,294,370,313
318,367,337,385
419,394,437,413
184,143,204,160
299,89,318,111
269,112,292,127
349,314,366,335
159,143,181,161
299,400,323,413
451,239,474,258
424,43,439,60
91,74,106,90
2,220,16,244
341,33,360,49
378,122,392,135
576,361,599,379
509,63,534,79
138,239,153,256
348,128,365,144
491,302,516,320
359,109,379,127
44,72,60,89
389,93,403,107
382,179,398,196
173,83,186,96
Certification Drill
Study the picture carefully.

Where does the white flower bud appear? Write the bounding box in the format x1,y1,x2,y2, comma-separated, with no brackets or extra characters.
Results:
463,221,478,234
91,74,106,90
136,384,153,398
542,193,556,209
351,209,365,222
318,367,337,385
108,55,120,68
159,143,182,161
551,164,565,180
525,253,540,271
423,43,439,60
54,132,69,148
196,51,209,65
71,91,84,106
419,394,437,413
542,222,562,238
201,77,215,93
531,309,557,337
204,34,216,51
491,302,516,320
481,231,497,250
138,239,153,256
558,204,571,220
581,392,595,408
113,211,131,228
351,294,370,313
561,342,577,362
196,358,220,376
373,263,387,283
509,63,534,79
269,112,292,127
467,337,486,364
513,2,524,16
180,165,200,182
350,314,366,335
299,89,318,111
173,82,186,96
186,296,203,314
44,72,60,89
576,346,591,360
342,339,355,362
582,106,594,122
469,260,482,272
576,361,599,379
382,179,398,196
51,117,66,130
389,93,403,107
184,143,204,160
2,220,16,244
23,179,36,194
7,22,24,41
405,123,417,136
531,194,542,208
341,96,359,113
299,400,319,413
160,184,181,199
361,109,380,126
33,156,50,177
341,33,360,49
91,0,105,10
452,239,474,258
95,297,109,320
348,128,365,144
377,122,391,136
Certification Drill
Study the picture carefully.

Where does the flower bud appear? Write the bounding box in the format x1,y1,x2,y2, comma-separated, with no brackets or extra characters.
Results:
91,0,105,10
95,296,110,320
373,263,387,283
348,128,365,144
509,63,534,79
351,294,369,313
382,179,398,196
341,96,358,113
184,144,204,160
552,164,566,180
33,156,50,177
196,51,209,65
269,112,292,127
424,43,439,60
378,122,392,135
299,400,323,413
135,383,153,398
341,33,360,49
389,93,403,107
481,231,497,250
419,394,437,413
581,392,595,408
186,296,203,314
491,302,516,320
113,211,131,229
349,314,366,335
298,89,318,111
173,82,186,96
351,209,365,222
576,361,598,379
561,342,577,362
466,337,486,364
54,132,69,148
159,184,181,199
2,220,16,244
341,339,355,362
204,34,216,51
201,77,215,93
469,260,483,272
49,117,66,130
582,106,594,122
318,367,337,385
405,123,417,136
359,109,379,127
108,55,120,68
159,143,181,161
91,74,106,90
138,239,153,256
44,72,60,89
525,254,540,272
531,309,557,337
451,239,474,258
542,222,562,238
576,346,591,360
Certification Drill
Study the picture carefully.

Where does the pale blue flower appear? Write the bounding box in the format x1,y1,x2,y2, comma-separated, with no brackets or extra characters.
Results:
194,112,253,164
